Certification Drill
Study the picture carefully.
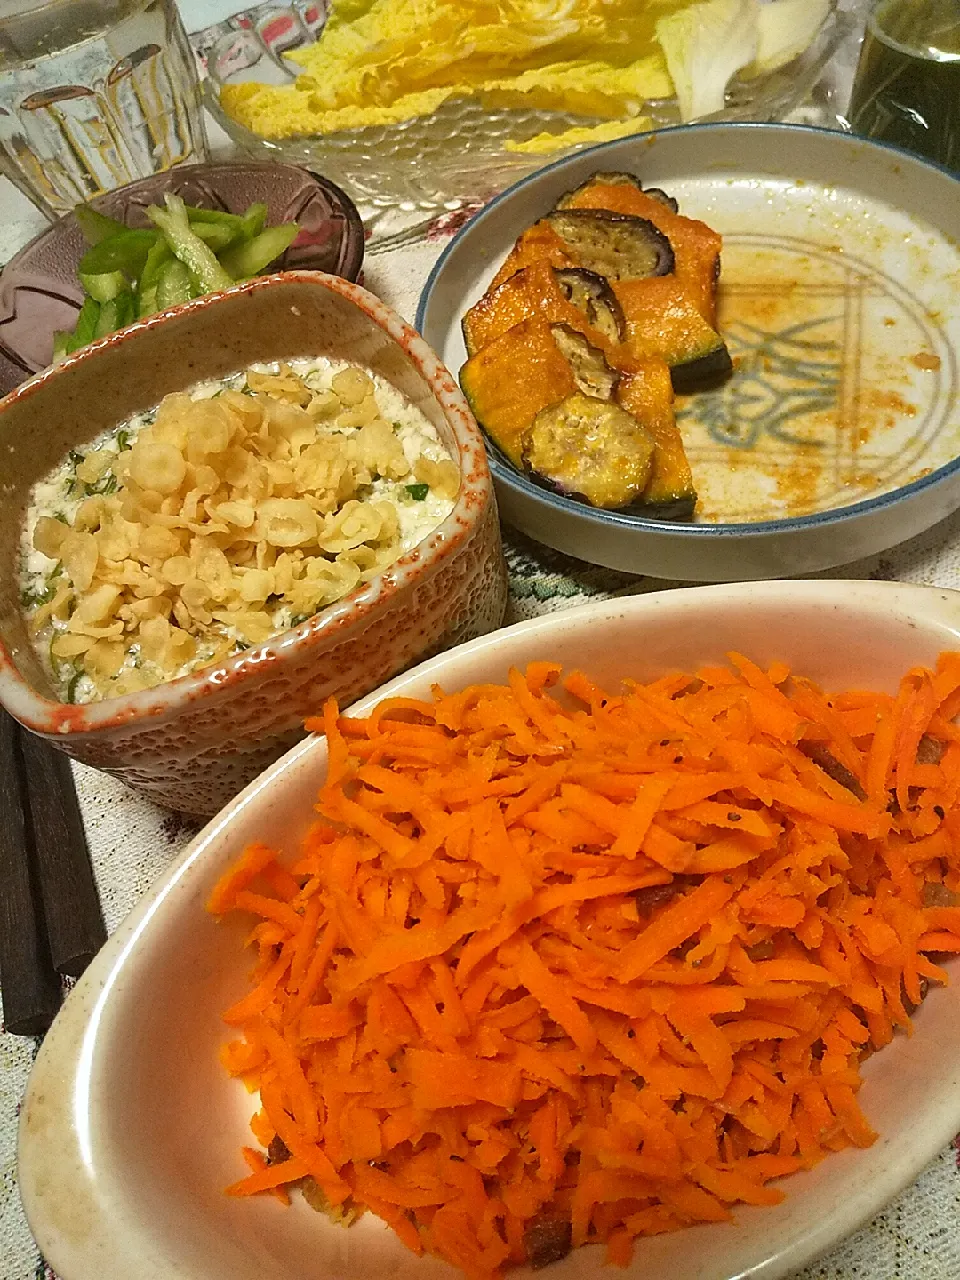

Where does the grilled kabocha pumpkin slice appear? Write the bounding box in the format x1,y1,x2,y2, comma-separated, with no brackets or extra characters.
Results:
461,319,622,467
460,317,608,465
559,171,679,214
613,276,732,392
557,174,722,327
519,361,698,516
462,262,624,357
617,362,696,519
484,182,729,388
491,209,674,292
521,392,655,510
461,313,694,515
468,255,725,390
491,220,573,290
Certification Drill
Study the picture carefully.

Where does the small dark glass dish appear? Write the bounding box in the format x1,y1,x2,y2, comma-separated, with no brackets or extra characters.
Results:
0,161,364,396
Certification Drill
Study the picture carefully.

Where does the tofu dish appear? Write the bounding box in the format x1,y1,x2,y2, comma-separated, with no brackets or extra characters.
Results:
19,358,459,704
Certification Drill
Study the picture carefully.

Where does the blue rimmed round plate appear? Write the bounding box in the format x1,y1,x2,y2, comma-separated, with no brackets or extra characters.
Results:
417,123,960,581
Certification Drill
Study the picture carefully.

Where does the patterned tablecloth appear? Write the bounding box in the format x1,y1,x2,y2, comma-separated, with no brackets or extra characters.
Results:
5,5,960,1276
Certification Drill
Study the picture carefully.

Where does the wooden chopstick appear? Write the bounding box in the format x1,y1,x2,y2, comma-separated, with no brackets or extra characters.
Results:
20,730,106,978
0,712,61,1036
0,710,107,1035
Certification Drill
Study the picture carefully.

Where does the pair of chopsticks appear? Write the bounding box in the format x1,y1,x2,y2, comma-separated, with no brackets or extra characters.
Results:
0,711,105,1036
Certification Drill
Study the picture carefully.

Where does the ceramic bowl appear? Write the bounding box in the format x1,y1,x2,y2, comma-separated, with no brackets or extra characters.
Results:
417,123,960,581
0,160,365,396
0,271,507,815
18,579,960,1280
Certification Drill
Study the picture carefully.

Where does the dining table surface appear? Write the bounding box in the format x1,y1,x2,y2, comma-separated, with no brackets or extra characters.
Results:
4,1,960,1277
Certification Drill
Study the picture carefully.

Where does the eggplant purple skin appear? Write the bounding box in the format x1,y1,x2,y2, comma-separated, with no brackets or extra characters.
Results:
545,208,675,280
555,171,680,215
477,409,697,522
643,187,680,213
520,463,697,522
555,170,644,208
553,267,626,343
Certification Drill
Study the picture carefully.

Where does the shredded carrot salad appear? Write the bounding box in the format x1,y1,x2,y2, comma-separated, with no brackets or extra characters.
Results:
208,653,960,1277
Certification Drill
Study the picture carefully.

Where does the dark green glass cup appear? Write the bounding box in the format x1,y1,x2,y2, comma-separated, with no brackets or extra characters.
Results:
849,0,960,171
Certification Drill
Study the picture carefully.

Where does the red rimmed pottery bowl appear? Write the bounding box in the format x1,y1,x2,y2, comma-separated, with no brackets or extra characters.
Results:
0,272,507,815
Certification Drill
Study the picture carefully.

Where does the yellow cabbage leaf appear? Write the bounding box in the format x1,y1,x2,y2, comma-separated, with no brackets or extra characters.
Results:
480,59,672,120
218,0,827,141
220,0,691,139
504,115,655,154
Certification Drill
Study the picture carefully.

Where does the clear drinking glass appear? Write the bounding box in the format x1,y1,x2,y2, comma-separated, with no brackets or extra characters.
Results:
848,0,960,172
0,0,209,218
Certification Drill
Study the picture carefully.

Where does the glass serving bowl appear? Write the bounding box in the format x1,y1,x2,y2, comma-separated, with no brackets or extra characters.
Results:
197,0,847,214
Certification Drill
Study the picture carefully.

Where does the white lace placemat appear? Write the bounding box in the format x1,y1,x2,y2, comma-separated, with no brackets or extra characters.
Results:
4,212,960,1279
6,4,960,1270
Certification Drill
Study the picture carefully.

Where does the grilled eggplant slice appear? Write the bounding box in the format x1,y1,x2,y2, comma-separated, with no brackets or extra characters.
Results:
644,188,680,213
556,171,645,207
557,175,722,326
461,169,736,520
544,209,674,281
557,171,680,215
462,262,622,358
460,316,619,463
522,392,655,509
460,317,578,465
550,324,619,399
554,268,625,344
617,363,696,518
613,277,732,391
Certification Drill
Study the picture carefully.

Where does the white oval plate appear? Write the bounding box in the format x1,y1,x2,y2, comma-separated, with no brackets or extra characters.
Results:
19,580,960,1280
417,124,960,581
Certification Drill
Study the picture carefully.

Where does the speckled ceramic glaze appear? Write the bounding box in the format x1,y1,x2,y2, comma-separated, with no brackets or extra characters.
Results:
0,272,507,814
17,581,960,1280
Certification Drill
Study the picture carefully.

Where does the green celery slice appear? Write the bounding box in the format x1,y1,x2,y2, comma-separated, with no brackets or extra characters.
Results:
79,228,157,278
93,297,119,340
156,259,194,309
147,194,234,294
218,222,298,279
139,236,173,292
183,204,246,228
137,283,159,318
73,296,100,346
113,290,135,330
56,296,101,358
238,202,268,241
192,221,241,253
74,205,126,245
78,269,127,302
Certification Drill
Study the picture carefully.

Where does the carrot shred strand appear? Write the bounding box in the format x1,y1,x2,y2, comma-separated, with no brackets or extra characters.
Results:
209,653,960,1278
